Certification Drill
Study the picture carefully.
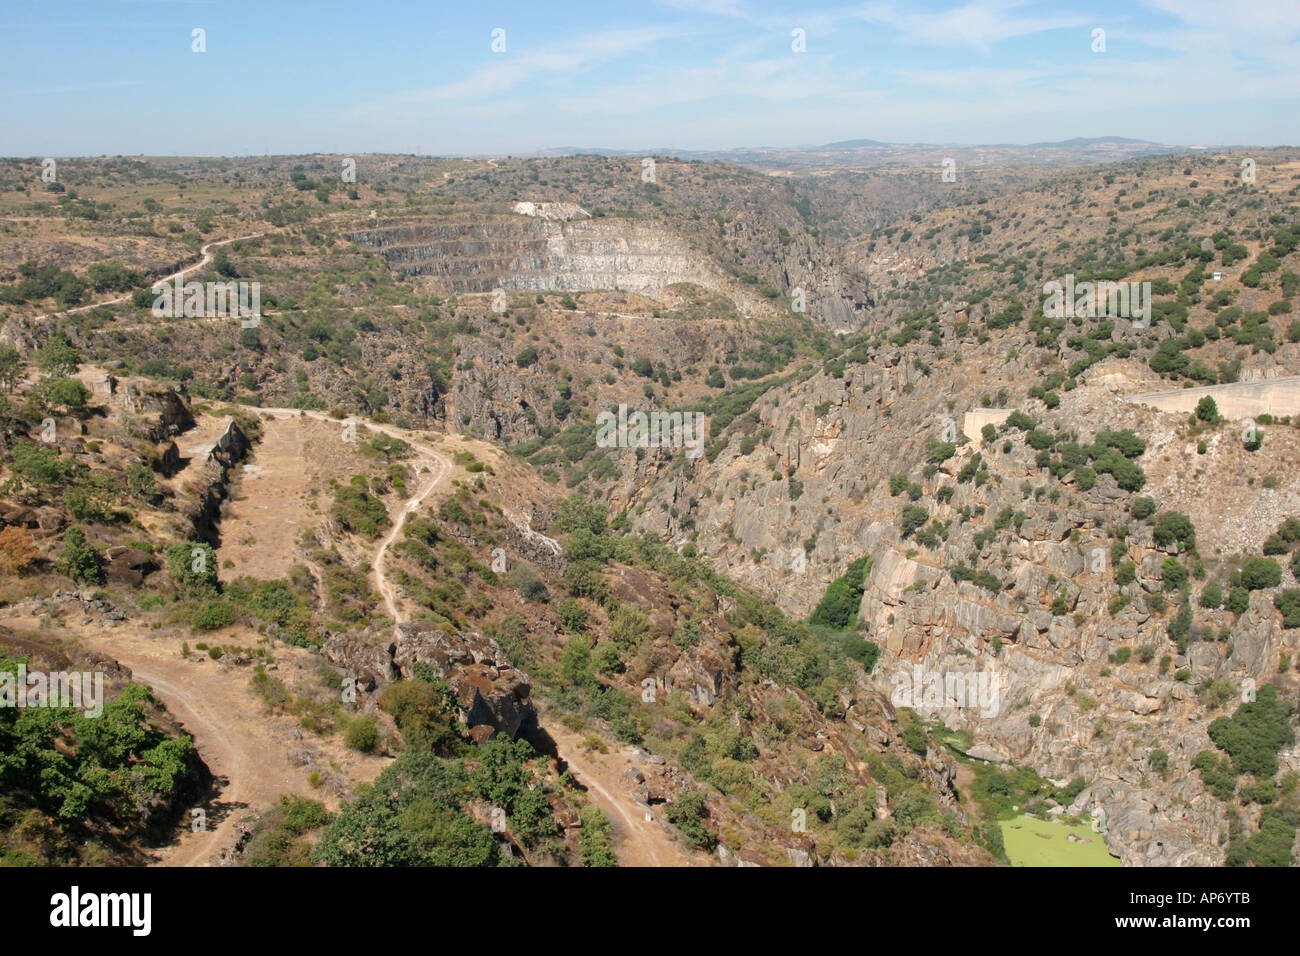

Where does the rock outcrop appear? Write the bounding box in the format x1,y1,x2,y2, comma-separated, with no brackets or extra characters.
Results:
324,623,537,744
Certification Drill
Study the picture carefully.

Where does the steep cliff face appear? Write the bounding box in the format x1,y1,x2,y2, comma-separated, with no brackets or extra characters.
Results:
615,320,1300,864
348,210,741,299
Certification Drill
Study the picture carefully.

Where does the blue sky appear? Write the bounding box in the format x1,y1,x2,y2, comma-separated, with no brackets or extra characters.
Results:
2,0,1297,156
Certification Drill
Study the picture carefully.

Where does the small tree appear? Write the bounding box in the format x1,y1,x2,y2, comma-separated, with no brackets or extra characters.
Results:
1161,556,1189,590
57,526,103,584
35,336,81,378
29,376,90,413
344,715,380,752
1154,511,1196,551
1195,395,1221,423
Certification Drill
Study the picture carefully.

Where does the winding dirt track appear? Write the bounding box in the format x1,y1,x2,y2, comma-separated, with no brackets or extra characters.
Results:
245,407,451,630
28,231,271,322
242,408,696,865
65,404,694,866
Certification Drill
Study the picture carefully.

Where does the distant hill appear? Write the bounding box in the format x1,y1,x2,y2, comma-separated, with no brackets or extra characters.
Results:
821,138,895,150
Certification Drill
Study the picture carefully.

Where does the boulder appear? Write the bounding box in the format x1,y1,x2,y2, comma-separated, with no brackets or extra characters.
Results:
104,547,152,586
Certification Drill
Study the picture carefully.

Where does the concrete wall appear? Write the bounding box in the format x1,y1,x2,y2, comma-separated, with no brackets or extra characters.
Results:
963,407,1013,444
1126,375,1300,420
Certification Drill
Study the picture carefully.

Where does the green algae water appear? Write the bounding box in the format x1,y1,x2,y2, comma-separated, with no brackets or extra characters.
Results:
1000,814,1122,867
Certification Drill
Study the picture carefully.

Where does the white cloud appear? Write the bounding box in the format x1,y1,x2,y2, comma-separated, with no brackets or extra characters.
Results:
854,0,1091,54
396,25,679,105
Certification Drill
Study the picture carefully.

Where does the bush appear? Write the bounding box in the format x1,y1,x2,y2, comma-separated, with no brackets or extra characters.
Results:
379,679,466,756
192,599,235,631
900,505,928,538
0,525,39,576
808,556,871,630
313,750,500,866
926,440,956,463
1242,557,1282,591
577,804,618,867
557,598,587,632
1244,806,1300,866
1130,497,1157,520
1161,556,1188,590
1263,534,1289,556
510,564,549,602
1153,512,1196,551
665,791,716,851
29,376,90,411
1276,589,1300,628
167,542,219,594
1207,685,1296,778
56,527,103,584
1199,580,1225,609
344,716,380,752
1195,395,1221,422
1192,750,1237,801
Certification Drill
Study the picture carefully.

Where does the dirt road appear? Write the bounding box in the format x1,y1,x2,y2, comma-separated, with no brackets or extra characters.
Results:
54,404,694,866
28,231,271,322
543,716,697,867
245,407,697,865
5,613,384,867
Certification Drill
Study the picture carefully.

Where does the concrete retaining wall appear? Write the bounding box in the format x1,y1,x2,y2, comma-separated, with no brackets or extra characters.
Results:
1126,375,1300,419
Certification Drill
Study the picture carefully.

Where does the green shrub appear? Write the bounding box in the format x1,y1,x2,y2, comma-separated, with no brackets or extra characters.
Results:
1242,557,1282,590
1200,580,1225,609
192,599,235,631
665,791,716,851
557,598,588,632
1153,512,1196,551
56,527,103,585
167,541,219,594
900,505,928,538
1207,685,1296,778
1195,396,1221,422
344,716,380,752
379,679,466,756
1275,589,1300,628
1130,497,1157,520
1161,556,1188,590
806,557,873,632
